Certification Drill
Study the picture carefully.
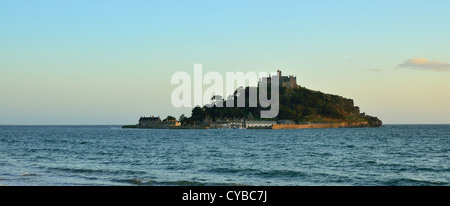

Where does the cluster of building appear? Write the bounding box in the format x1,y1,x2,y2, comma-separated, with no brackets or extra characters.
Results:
137,114,298,129
205,114,277,129
137,116,181,129
137,70,300,129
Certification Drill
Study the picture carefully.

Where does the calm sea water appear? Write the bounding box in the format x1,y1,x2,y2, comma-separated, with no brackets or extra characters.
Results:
0,125,448,186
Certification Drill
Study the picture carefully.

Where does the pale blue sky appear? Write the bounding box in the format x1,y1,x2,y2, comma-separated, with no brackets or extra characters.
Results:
1,0,449,124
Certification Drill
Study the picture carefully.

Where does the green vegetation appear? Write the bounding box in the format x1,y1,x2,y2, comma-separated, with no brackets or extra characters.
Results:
180,84,382,127
163,115,177,121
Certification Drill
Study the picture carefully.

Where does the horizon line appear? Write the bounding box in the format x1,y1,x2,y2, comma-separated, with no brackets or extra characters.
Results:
1,124,450,126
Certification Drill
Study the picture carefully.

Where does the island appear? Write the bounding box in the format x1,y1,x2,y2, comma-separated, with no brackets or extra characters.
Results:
123,70,382,129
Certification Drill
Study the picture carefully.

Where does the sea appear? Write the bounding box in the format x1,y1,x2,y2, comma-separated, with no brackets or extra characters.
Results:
0,125,448,186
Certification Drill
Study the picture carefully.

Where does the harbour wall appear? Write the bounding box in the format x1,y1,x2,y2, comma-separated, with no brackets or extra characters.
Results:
272,121,369,129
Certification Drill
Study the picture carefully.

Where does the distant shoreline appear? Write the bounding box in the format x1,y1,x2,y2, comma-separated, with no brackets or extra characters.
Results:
1,124,449,127
122,121,382,130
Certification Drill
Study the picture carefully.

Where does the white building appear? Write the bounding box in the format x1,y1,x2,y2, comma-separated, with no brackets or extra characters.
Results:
245,121,277,129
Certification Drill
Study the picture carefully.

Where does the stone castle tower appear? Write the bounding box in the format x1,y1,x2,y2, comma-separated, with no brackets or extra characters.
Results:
276,70,299,89
258,70,299,89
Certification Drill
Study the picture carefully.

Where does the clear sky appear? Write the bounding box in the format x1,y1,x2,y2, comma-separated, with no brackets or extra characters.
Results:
1,0,449,125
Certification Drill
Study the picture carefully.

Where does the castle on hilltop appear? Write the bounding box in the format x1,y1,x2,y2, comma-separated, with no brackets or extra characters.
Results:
277,70,299,89
259,70,299,89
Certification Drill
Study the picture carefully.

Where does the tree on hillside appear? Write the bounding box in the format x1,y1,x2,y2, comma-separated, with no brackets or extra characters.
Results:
163,115,177,121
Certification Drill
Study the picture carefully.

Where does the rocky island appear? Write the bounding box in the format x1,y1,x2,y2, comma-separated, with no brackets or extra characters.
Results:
123,70,382,129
